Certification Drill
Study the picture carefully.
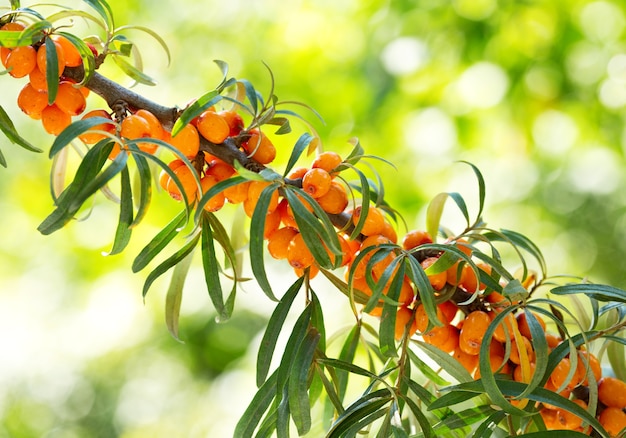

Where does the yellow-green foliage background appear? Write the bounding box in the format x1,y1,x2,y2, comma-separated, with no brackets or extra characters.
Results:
1,0,625,436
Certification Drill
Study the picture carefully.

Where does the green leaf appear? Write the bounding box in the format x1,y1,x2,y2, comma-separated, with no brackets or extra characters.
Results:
326,390,393,438
607,333,626,381
414,340,473,384
50,116,116,158
310,291,326,352
195,176,248,224
447,192,470,227
171,90,222,137
238,79,260,115
0,148,6,168
551,283,626,303
276,304,313,394
142,231,200,298
81,0,114,30
165,247,195,341
336,324,361,401
234,370,278,438
316,358,379,380
38,141,125,235
112,54,156,85
458,161,486,225
132,210,187,272
56,31,98,84
256,276,304,387
129,150,152,227
201,213,230,321
114,25,171,66
471,411,507,438
249,183,281,302
434,405,495,433
398,394,435,438
406,348,449,386
105,165,133,255
45,36,59,104
0,104,42,154
283,132,314,177
288,327,320,436
426,192,447,242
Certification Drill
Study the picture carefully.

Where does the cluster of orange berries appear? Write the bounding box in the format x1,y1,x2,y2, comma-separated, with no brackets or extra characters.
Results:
1,23,94,135
377,229,626,436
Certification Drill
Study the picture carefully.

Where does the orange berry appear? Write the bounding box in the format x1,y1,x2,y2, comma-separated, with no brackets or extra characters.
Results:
217,110,244,136
395,305,417,340
555,399,587,430
168,123,200,158
489,310,517,343
264,208,282,239
352,205,386,236
1,47,11,68
414,303,447,333
242,129,276,164
1,22,25,31
517,311,546,340
287,167,308,180
438,301,458,324
598,377,626,409
121,114,151,140
243,181,279,217
198,175,225,212
452,343,479,374
17,83,48,119
459,310,491,355
165,161,198,202
6,45,37,78
37,39,65,76
423,323,459,353
509,335,535,365
52,35,82,67
55,81,86,116
316,181,348,214
578,351,602,384
473,352,510,379
78,110,115,144
447,263,478,291
539,408,560,429
598,406,626,437
545,332,563,349
401,230,433,250
135,109,165,140
267,227,299,260
28,67,48,91
293,263,319,279
41,104,71,135
551,358,582,390
311,151,342,172
223,180,251,204
205,159,236,181
302,168,332,198
196,109,230,144
421,257,447,290
514,361,537,383
287,233,314,270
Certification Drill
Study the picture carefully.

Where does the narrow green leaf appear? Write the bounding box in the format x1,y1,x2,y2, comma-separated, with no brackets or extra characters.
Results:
132,210,186,272
165,247,195,341
428,390,481,411
399,394,435,438
38,142,124,235
348,168,371,240
310,291,326,352
0,105,42,153
276,304,313,394
0,148,6,168
250,183,281,302
195,176,247,224
316,358,379,380
171,90,222,137
458,160,486,224
414,340,473,383
50,116,115,158
105,165,133,255
142,231,200,298
45,37,59,104
200,214,230,320
471,410,507,438
336,324,361,401
112,54,156,85
129,151,151,227
326,391,393,438
288,327,320,436
607,333,626,381
434,405,495,432
448,192,470,227
406,348,449,386
551,283,626,303
426,192,447,242
114,24,171,65
283,132,313,177
234,370,278,438
256,276,304,387
239,79,259,115
81,0,115,29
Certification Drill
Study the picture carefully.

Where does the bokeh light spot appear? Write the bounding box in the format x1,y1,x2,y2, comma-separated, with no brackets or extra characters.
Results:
456,62,509,109
380,37,429,76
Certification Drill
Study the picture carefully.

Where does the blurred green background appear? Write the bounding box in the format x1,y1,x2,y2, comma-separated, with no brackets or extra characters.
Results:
1,0,626,436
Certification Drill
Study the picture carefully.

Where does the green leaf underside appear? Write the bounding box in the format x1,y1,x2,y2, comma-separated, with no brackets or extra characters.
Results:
165,248,195,341
132,210,187,272
106,165,133,255
256,276,305,387
0,105,42,154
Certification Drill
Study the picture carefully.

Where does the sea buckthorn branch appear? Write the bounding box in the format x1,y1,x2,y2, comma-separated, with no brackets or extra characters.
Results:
3,3,626,437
